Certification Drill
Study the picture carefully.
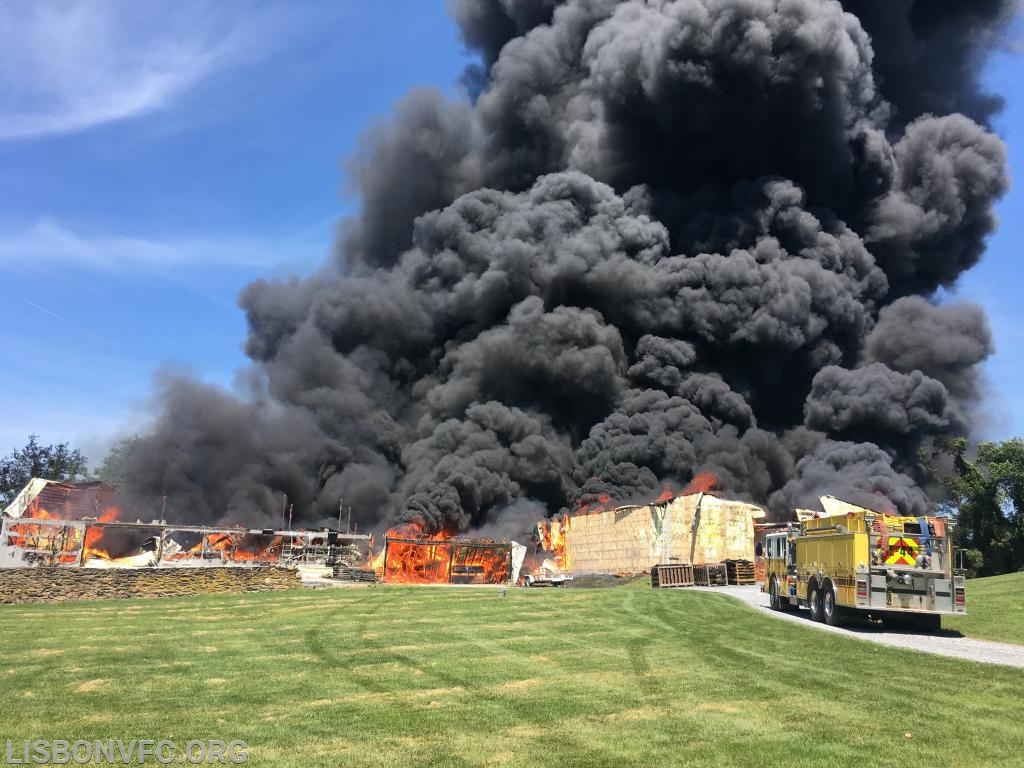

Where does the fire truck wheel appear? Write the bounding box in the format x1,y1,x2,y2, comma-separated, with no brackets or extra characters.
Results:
822,582,843,626
808,583,823,622
769,577,781,611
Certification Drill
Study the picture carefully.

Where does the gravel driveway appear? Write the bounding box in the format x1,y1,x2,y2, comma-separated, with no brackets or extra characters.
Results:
696,584,1024,669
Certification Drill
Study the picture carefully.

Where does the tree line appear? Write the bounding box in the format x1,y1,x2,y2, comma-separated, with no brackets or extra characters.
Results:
2,434,1022,577
939,437,1024,577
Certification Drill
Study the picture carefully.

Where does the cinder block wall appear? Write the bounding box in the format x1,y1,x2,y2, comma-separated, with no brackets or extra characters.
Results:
0,566,302,604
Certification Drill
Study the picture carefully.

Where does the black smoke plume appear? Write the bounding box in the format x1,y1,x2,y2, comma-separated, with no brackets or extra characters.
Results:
118,0,1015,529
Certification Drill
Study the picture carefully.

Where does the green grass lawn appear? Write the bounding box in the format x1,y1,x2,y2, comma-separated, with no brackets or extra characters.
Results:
946,571,1024,645
1,582,1022,768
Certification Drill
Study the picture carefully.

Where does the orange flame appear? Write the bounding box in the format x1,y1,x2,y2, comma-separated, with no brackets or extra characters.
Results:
167,531,284,563
529,473,720,576
5,503,83,563
373,522,453,583
535,516,571,570
366,522,510,584
5,502,124,564
655,483,676,503
82,507,122,560
575,493,612,515
6,498,292,565
682,472,719,495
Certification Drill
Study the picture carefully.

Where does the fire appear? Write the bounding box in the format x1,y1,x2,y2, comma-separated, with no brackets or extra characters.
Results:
167,531,284,563
371,522,453,583
3,489,319,567
368,548,385,573
575,493,612,515
26,506,57,520
83,507,122,560
655,483,677,503
6,502,95,564
682,472,719,495
232,534,284,562
534,516,570,570
529,473,719,576
366,522,511,584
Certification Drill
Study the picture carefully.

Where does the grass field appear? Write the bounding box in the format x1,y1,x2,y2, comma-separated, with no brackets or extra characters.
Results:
946,571,1024,645
2,582,1023,768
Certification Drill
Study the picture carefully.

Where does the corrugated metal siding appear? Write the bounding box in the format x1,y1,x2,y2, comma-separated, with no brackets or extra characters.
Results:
2,479,116,520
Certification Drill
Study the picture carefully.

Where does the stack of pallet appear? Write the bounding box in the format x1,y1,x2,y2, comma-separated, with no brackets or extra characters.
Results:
332,565,378,583
724,559,756,585
651,563,695,588
693,562,728,586
563,494,766,575
565,505,666,574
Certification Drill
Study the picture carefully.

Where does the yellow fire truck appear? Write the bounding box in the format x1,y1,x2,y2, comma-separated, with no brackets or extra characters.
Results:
763,496,966,629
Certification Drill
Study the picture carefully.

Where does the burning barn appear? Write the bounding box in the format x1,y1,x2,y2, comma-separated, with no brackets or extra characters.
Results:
4,478,116,521
1,478,527,587
377,532,515,585
1,478,369,570
364,520,523,585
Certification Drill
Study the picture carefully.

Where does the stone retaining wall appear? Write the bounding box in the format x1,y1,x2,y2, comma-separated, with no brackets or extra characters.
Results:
0,566,302,604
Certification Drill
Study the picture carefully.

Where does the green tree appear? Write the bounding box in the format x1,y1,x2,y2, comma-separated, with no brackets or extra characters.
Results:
943,437,1024,576
0,435,90,506
94,435,140,490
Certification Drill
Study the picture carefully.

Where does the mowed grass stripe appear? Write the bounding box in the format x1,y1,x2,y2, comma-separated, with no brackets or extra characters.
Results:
945,571,1024,645
1,583,1022,768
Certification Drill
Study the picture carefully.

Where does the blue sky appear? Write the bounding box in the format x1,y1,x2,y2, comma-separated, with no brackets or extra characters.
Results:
0,1,475,463
954,46,1024,443
0,1,1021,468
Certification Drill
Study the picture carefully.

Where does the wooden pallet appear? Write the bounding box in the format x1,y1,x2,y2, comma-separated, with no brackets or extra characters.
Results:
651,563,694,588
693,562,728,586
332,566,378,583
724,559,756,585
451,564,486,584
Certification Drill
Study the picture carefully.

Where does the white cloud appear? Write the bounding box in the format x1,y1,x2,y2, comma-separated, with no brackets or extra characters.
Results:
0,217,329,271
0,1,278,140
0,393,150,468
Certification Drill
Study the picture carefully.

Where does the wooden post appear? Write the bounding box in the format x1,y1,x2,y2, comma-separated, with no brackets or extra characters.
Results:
689,492,704,565
77,522,87,567
663,501,671,564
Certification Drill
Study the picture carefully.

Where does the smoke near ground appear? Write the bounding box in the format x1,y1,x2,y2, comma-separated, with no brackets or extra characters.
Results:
118,0,1016,530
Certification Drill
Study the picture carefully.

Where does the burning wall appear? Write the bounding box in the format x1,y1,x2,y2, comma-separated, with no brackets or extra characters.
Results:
1,478,369,570
1,479,123,566
2,479,116,520
378,532,512,585
558,492,765,576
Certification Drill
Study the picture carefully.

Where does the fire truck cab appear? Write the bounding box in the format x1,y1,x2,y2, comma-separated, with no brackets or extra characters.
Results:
763,496,966,630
